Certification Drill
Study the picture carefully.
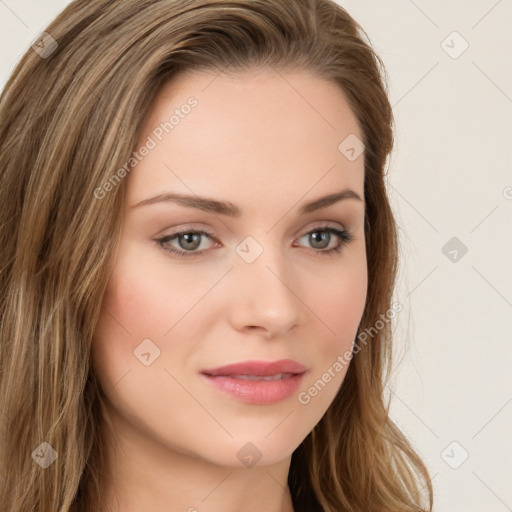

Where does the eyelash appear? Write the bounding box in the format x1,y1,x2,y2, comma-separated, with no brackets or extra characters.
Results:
155,225,354,259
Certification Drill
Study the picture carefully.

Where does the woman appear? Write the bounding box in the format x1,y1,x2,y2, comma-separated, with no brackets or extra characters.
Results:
0,0,434,511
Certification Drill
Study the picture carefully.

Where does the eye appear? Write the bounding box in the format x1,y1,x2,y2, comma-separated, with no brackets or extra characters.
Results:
294,225,353,257
156,229,217,259
155,224,353,259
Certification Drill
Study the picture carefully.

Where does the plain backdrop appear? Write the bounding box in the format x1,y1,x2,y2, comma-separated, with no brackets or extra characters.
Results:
1,1,511,511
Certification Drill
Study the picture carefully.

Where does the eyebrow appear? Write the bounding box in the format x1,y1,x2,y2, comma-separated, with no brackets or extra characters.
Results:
132,188,363,216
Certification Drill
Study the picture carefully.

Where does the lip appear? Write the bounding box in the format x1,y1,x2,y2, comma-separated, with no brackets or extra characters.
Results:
201,359,307,377
200,359,308,405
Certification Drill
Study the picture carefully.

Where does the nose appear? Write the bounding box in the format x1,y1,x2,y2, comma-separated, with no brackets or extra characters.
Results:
227,244,302,339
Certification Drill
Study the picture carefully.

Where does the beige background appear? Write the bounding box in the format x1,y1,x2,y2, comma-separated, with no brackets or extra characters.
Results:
1,1,511,510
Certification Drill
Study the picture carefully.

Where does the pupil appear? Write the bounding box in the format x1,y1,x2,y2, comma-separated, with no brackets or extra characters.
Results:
311,231,329,249
181,233,200,250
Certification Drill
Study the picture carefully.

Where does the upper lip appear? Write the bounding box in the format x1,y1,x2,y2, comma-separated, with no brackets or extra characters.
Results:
201,359,307,377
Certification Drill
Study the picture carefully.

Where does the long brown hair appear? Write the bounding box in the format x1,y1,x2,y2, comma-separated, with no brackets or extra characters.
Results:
0,1,434,510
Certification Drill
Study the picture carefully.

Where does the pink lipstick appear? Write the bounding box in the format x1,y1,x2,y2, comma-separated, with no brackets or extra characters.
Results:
200,359,307,405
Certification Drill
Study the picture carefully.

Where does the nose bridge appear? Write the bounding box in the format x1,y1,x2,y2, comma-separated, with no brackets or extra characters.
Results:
232,233,300,332
235,233,288,288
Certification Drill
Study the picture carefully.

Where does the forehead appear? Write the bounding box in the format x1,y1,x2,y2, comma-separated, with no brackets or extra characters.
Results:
126,67,364,210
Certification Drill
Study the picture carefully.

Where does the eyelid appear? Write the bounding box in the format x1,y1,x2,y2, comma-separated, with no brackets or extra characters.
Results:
160,220,348,237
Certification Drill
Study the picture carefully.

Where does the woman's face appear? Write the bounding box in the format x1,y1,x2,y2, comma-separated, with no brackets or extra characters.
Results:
92,67,367,469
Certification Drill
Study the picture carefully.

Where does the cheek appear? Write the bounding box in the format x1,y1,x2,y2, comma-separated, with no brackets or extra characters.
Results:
95,245,192,342
303,251,367,393
91,243,211,389
296,261,367,415
91,254,161,386
316,254,368,341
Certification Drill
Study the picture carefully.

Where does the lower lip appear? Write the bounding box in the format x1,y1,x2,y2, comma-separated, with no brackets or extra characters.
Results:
201,372,306,405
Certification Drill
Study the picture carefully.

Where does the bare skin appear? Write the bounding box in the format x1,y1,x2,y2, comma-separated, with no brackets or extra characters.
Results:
92,66,367,512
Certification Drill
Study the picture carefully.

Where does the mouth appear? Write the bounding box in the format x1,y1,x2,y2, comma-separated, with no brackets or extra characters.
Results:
200,359,307,405
201,358,307,377
215,372,297,381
